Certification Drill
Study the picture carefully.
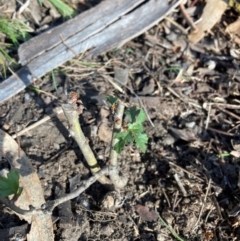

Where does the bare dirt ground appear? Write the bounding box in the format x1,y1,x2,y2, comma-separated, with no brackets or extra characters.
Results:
1,0,240,241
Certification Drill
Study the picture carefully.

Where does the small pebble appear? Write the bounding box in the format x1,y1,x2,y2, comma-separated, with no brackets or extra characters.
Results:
43,96,51,105
162,134,176,146
185,121,196,128
53,143,60,150
24,93,31,103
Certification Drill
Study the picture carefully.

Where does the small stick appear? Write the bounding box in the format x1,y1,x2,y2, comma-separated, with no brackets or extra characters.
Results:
16,0,30,17
179,3,198,32
207,127,236,137
173,173,187,197
216,106,240,121
11,107,63,139
158,180,171,208
205,102,211,129
101,74,124,93
169,161,204,182
166,86,202,109
193,179,212,231
60,34,78,57
0,167,111,216
204,102,240,109
164,16,188,35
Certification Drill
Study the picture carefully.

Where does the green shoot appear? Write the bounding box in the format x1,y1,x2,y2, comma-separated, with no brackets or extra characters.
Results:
48,0,77,18
51,70,58,92
125,48,134,54
158,215,186,241
0,170,22,198
217,152,230,158
27,85,58,99
38,0,43,7
69,59,98,68
0,46,18,78
107,96,118,105
114,106,148,153
0,18,31,45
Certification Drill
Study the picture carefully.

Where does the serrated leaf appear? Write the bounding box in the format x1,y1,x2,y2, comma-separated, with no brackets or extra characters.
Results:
126,106,140,122
114,138,126,153
115,131,129,140
135,133,148,153
0,170,20,198
136,109,146,124
107,95,118,105
128,123,144,133
114,132,133,153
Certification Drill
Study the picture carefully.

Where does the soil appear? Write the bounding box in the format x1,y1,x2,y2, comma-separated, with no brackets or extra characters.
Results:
1,1,240,241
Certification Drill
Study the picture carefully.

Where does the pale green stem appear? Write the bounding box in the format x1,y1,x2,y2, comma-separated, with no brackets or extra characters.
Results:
109,101,128,189
62,103,111,185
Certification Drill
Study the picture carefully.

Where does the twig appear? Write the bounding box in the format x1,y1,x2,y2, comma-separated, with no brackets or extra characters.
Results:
164,16,188,35
100,74,124,93
169,161,204,182
205,102,211,129
166,86,202,109
108,101,128,189
207,127,237,137
173,173,187,197
11,107,63,139
0,167,110,216
60,34,78,57
158,180,171,208
193,178,212,231
179,3,198,32
62,101,111,185
16,0,30,17
204,102,240,109
142,62,163,93
216,106,240,121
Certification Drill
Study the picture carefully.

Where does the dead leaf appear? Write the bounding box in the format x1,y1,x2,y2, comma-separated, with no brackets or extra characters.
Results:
169,127,197,142
135,204,158,222
230,150,240,158
98,121,112,143
226,17,240,36
0,129,54,241
188,0,228,44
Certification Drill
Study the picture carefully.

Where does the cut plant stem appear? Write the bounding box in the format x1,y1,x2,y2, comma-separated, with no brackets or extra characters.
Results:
109,101,128,190
62,102,111,185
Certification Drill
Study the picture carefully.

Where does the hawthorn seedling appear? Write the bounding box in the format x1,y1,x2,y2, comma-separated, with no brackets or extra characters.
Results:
107,97,148,154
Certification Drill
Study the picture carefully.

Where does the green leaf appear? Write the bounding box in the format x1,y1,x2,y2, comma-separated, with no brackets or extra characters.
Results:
27,85,41,93
37,0,43,7
136,109,146,124
115,132,129,140
52,70,58,92
107,96,118,105
135,133,148,153
125,106,140,122
114,132,133,153
114,106,148,153
0,170,21,198
128,123,144,133
48,0,77,18
114,138,126,154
